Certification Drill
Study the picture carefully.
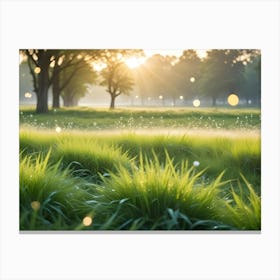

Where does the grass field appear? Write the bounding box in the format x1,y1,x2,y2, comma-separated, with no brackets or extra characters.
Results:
19,106,261,231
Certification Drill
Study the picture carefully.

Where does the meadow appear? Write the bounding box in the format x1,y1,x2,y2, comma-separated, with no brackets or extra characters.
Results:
19,107,261,231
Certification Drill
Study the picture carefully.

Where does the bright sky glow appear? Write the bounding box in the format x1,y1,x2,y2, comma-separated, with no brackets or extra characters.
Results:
91,49,209,71
125,56,146,68
144,49,183,58
196,50,208,59
144,49,208,59
92,62,107,72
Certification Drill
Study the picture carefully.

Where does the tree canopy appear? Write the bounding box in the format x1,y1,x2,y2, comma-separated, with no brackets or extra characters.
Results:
98,49,143,109
20,49,261,112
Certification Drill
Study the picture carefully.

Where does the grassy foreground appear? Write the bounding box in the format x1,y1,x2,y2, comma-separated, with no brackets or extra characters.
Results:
19,107,261,231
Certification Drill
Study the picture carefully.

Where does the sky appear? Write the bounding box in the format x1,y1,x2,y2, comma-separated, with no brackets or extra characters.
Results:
144,49,208,59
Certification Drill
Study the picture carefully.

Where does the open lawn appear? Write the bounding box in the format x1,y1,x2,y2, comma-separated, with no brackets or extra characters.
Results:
19,107,261,231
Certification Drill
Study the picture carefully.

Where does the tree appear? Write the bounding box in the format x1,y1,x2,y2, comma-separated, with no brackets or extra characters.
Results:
22,49,102,112
23,49,58,113
173,50,202,102
99,50,142,109
198,50,245,106
60,59,97,107
19,61,33,102
133,54,179,105
241,53,261,106
51,50,101,108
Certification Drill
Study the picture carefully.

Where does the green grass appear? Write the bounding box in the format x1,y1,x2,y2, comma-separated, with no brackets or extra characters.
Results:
20,150,260,230
20,128,260,192
20,151,94,230
19,107,261,230
20,106,261,130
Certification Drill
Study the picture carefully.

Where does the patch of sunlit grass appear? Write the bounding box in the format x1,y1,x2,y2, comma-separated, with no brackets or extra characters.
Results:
19,147,260,230
87,152,260,230
54,137,133,177
20,151,94,230
19,128,260,192
19,106,261,131
217,175,261,230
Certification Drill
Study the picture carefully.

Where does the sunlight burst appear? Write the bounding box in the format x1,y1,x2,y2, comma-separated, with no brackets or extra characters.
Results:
92,62,107,72
196,50,208,59
125,57,146,69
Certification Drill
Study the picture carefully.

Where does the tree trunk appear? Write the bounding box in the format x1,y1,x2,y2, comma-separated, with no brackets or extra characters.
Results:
212,97,217,107
62,94,78,107
36,68,49,113
52,69,60,108
63,97,72,107
110,94,116,109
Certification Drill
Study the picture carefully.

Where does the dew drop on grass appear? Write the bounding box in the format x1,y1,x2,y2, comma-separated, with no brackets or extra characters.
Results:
193,161,200,167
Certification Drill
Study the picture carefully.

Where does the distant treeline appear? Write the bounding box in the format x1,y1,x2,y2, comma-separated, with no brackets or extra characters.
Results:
19,49,260,113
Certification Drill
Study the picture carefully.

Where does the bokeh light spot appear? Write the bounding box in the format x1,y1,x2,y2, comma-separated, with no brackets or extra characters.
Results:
31,201,40,211
193,99,200,107
190,77,195,83
55,126,62,133
24,92,32,98
83,216,93,226
227,94,239,106
34,67,41,74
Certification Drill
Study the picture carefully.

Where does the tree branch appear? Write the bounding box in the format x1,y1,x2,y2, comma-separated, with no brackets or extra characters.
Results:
25,50,39,67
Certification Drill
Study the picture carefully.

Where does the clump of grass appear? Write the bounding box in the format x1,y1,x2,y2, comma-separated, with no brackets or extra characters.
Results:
219,175,261,230
54,138,133,177
20,151,261,230
20,150,94,230
19,128,260,192
88,152,234,230
20,129,134,181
